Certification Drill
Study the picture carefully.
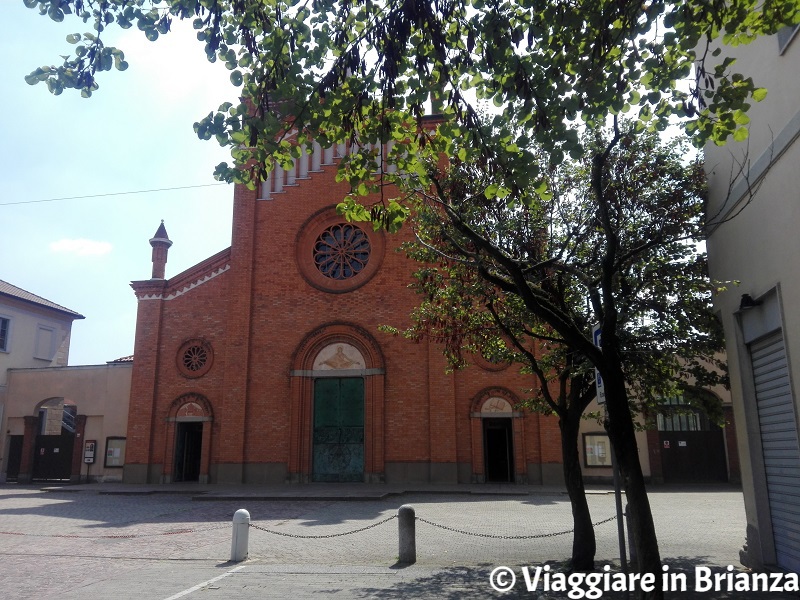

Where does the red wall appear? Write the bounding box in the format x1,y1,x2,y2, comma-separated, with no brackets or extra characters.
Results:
126,159,562,484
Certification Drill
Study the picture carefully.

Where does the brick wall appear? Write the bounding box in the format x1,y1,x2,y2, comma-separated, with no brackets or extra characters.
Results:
126,157,562,484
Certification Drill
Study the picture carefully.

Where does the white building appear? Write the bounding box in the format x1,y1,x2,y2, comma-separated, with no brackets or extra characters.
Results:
0,280,84,407
705,24,800,573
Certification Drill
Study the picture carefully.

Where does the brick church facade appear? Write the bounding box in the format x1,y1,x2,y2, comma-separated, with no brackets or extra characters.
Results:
125,143,563,485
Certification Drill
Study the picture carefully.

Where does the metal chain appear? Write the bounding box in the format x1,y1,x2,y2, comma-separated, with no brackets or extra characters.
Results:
250,514,397,539
0,514,617,542
415,514,618,540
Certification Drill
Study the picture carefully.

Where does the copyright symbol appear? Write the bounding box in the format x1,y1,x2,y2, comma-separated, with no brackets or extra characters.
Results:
489,566,516,592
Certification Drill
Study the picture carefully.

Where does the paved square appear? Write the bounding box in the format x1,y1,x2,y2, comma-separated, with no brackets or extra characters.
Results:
0,484,793,599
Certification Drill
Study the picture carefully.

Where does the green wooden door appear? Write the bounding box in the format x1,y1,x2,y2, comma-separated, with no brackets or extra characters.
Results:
313,378,364,482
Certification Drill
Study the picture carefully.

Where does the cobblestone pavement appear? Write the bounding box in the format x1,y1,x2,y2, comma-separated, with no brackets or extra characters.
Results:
0,484,795,599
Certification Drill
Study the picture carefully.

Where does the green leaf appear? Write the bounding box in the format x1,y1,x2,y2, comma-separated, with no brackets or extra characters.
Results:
752,87,768,102
47,5,64,22
733,127,749,142
733,111,750,126
230,70,243,86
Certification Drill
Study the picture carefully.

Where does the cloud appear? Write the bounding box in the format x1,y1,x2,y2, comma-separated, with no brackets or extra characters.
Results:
49,239,113,257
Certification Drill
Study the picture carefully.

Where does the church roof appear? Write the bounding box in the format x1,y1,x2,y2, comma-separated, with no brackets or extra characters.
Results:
0,279,85,319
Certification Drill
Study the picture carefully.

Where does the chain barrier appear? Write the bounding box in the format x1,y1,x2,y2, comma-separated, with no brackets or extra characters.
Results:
0,524,229,539
0,512,617,543
414,514,618,540
250,514,397,539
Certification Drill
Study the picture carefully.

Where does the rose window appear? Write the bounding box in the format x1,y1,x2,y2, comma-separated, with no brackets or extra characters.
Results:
177,339,213,378
183,345,208,372
313,223,371,280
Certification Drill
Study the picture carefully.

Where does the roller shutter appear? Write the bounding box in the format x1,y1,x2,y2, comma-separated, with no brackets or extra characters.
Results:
751,331,800,572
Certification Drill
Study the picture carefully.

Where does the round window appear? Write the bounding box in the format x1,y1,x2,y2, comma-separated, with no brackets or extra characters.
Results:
177,339,214,378
472,349,511,372
313,223,371,280
296,207,385,293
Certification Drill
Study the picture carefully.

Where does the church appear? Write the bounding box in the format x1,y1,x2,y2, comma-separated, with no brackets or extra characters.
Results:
124,140,563,485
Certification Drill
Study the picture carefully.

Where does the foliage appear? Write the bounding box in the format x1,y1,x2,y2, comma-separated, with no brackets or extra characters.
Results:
383,119,728,578
394,124,726,421
24,0,795,587
23,0,800,206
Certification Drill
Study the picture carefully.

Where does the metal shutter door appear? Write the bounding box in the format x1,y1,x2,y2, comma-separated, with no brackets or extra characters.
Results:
751,331,800,572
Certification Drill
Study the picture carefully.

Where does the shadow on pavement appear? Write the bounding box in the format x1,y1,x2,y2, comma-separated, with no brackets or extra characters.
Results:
346,559,800,600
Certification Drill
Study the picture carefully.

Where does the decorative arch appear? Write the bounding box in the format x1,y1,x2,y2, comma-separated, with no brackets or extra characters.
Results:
167,392,214,421
469,387,526,484
289,322,386,482
470,387,521,415
291,322,385,373
163,393,214,484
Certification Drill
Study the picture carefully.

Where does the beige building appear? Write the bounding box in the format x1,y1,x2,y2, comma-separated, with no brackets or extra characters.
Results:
0,360,132,483
578,382,739,486
704,25,800,572
0,279,131,483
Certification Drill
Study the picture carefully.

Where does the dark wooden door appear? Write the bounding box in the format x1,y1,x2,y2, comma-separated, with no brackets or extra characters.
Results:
174,422,203,482
313,378,364,482
484,418,514,483
32,432,74,481
6,435,23,481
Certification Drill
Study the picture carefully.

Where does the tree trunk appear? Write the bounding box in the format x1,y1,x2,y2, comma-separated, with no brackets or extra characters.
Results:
560,412,596,571
604,368,663,600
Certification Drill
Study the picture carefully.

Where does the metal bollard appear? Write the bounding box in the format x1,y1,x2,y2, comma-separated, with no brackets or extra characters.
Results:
231,508,250,562
398,504,416,564
624,503,637,569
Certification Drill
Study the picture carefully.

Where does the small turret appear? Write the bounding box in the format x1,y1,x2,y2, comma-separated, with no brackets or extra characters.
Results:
149,220,172,279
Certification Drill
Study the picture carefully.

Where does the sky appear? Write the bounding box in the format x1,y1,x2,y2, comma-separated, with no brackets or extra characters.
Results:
1,2,238,365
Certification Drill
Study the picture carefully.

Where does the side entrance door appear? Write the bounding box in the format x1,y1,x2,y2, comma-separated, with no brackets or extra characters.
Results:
173,422,203,482
312,378,364,482
483,418,514,483
6,435,24,481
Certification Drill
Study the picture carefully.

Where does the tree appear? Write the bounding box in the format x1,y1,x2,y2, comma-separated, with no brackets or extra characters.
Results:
24,0,799,594
389,123,726,574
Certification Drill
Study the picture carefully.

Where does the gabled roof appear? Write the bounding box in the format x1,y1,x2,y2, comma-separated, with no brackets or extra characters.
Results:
0,279,85,319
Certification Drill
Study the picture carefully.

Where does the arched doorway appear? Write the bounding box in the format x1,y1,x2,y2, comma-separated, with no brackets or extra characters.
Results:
470,389,524,483
481,397,515,483
165,394,213,483
289,324,386,483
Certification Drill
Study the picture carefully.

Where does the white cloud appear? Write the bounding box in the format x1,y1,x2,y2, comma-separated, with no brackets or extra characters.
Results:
49,239,113,257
